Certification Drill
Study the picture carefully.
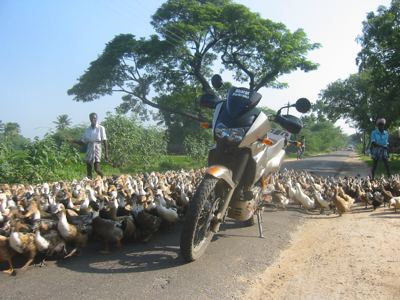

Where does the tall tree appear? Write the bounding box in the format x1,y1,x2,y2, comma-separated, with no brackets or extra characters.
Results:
356,0,400,128
1,122,29,149
4,122,21,137
68,0,318,125
317,72,377,131
316,72,379,153
316,0,400,153
53,114,72,130
299,114,348,153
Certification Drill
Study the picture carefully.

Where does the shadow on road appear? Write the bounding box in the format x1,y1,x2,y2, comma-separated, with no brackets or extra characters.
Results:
369,211,400,219
55,225,184,274
53,218,272,274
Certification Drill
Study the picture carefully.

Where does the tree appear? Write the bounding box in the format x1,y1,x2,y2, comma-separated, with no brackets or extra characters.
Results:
316,72,377,153
0,120,4,135
356,0,400,128
299,114,348,153
0,122,29,150
317,72,379,128
68,0,318,128
316,1,400,152
53,114,72,130
4,122,21,137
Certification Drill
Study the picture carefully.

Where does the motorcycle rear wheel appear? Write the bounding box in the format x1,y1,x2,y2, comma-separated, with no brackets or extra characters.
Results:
180,175,222,262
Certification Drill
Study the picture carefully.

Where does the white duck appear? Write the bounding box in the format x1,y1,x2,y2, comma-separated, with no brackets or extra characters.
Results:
294,183,315,209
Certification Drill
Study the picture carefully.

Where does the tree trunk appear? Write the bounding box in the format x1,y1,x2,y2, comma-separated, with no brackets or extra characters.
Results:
362,131,367,154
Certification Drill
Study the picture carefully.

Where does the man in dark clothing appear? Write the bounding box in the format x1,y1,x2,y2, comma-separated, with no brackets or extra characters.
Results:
370,118,390,180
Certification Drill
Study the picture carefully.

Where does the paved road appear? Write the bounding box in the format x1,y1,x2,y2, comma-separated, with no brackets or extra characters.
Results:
282,150,370,178
0,151,368,300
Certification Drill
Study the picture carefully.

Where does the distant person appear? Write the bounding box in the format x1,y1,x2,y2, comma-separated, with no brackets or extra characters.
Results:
296,136,306,160
370,118,390,180
81,112,109,179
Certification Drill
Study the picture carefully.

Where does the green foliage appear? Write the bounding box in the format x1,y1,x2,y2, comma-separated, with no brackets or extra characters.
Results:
155,84,213,152
53,114,72,130
183,132,212,164
0,135,80,183
0,121,30,150
101,113,167,170
290,114,348,154
317,72,377,133
68,0,319,142
317,1,400,135
0,140,29,183
360,154,400,177
52,125,87,151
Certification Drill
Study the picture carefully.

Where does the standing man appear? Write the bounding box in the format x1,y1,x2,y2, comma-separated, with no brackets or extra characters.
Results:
81,112,108,179
370,118,390,180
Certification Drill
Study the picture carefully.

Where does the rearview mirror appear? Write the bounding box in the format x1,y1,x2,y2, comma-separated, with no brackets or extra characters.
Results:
211,74,223,90
295,98,311,113
275,114,303,134
199,93,221,109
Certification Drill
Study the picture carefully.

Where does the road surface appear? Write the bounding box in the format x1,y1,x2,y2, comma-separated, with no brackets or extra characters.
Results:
0,151,368,300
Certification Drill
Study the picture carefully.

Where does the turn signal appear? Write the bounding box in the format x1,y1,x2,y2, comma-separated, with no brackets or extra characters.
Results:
200,122,212,129
262,138,274,146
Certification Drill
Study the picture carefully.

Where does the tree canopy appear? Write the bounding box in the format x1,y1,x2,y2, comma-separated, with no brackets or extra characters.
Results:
317,0,400,135
53,114,72,130
68,0,319,126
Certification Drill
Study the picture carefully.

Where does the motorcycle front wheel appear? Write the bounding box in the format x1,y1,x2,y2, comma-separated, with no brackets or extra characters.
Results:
180,175,223,262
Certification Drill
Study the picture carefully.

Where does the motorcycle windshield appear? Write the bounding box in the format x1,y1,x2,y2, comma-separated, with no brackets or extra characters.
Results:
226,87,253,119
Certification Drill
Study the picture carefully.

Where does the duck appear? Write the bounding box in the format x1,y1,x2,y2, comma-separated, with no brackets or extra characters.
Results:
286,179,298,205
338,186,355,207
9,230,37,271
390,197,400,212
372,191,384,210
155,204,179,224
356,185,370,208
312,190,330,213
271,190,289,208
0,235,16,275
91,214,124,254
379,185,393,207
55,204,89,258
333,186,351,215
106,196,137,241
40,227,67,258
294,183,314,210
133,205,161,242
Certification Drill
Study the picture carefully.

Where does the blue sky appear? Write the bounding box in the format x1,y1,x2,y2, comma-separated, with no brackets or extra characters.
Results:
0,0,391,138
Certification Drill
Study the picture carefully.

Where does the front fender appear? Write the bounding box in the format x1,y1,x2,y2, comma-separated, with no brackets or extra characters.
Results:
205,165,236,189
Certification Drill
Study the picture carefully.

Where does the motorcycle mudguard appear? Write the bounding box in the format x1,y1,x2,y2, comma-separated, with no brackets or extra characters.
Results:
205,165,236,189
265,149,285,174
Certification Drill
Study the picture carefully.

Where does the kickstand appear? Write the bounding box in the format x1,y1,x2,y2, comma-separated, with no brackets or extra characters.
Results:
256,209,264,238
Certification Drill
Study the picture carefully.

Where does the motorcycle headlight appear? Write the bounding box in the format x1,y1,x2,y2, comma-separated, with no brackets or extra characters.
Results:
215,123,248,143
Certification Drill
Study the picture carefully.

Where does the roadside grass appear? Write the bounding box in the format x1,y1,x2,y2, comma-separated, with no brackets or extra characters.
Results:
359,153,400,176
51,155,206,180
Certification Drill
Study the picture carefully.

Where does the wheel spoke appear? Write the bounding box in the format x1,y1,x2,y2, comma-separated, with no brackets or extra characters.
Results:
193,195,220,247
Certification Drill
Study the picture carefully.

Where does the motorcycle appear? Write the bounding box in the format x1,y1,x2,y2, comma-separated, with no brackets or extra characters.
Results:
180,75,311,262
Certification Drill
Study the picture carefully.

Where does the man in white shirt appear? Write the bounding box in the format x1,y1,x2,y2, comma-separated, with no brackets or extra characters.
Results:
81,112,109,179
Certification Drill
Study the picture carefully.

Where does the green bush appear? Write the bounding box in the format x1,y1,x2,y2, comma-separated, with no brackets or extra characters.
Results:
0,135,81,183
183,133,212,164
102,113,167,170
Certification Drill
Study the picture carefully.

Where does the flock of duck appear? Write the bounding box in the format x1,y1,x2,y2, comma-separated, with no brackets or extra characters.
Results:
0,170,202,275
264,170,400,214
1,168,400,275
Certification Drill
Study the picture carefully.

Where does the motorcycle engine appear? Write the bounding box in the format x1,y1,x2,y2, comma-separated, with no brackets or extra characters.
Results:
228,186,261,221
